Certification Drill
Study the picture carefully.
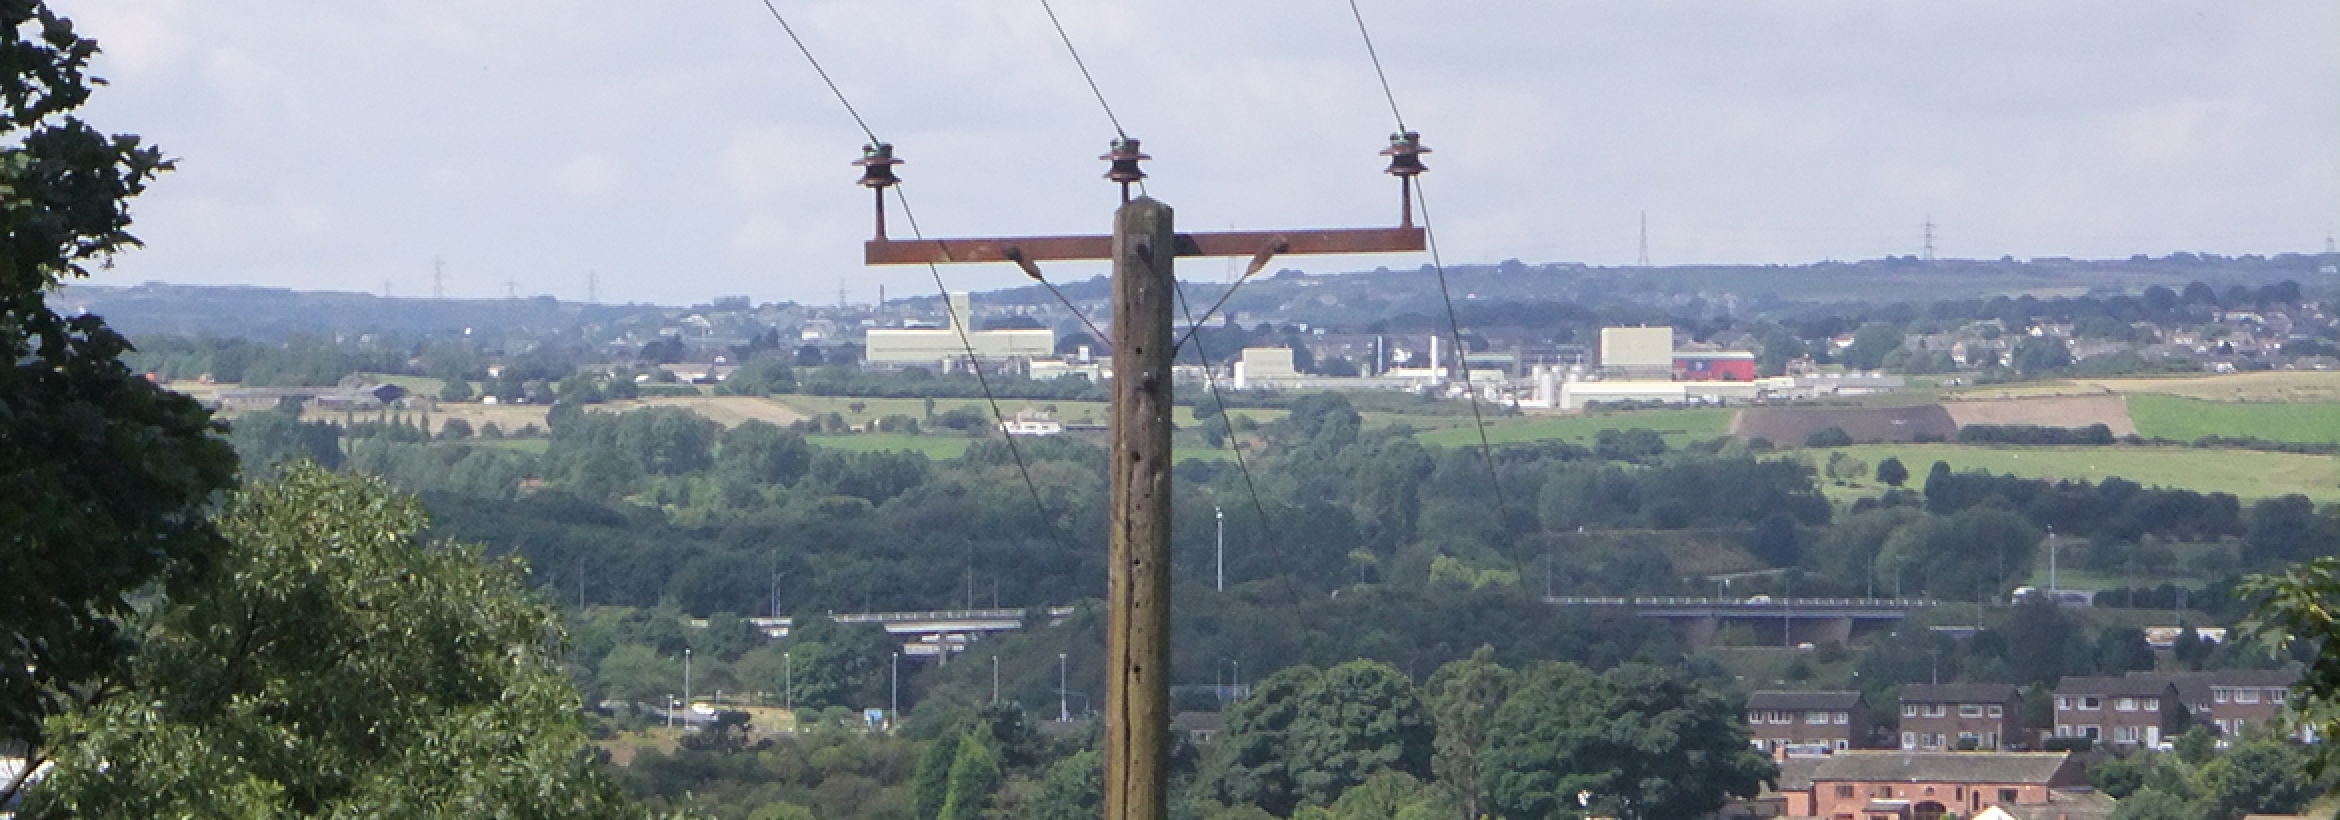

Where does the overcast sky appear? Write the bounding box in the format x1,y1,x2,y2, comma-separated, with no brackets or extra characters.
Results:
59,1,2340,306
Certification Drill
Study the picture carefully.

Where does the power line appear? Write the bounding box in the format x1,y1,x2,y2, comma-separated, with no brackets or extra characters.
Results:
755,0,878,145
1341,1,1507,514
1036,0,1129,139
1345,0,1406,130
750,0,1082,561
1176,285,1309,606
891,185,1085,560
1414,177,1509,513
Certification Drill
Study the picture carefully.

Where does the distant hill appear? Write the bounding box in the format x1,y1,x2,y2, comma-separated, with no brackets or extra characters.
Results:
54,282,667,342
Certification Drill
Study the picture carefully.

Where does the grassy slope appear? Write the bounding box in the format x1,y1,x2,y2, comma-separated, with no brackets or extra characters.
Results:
2126,393,2340,444
1412,407,1734,449
1812,443,2340,503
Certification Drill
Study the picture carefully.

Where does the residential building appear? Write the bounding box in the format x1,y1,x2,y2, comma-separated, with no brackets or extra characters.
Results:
2136,668,2304,741
1790,751,2085,820
1898,684,2024,751
1747,690,1870,752
2053,677,2181,749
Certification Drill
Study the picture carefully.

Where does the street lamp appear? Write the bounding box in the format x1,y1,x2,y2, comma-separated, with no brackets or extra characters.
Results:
1059,652,1070,722
890,651,900,728
1215,505,1225,592
666,694,676,729
784,651,793,712
684,648,693,712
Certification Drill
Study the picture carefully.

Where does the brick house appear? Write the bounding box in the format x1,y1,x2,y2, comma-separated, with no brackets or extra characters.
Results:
1898,684,2025,751
1747,690,1871,752
2139,668,2304,741
1789,751,2085,820
2053,677,2182,749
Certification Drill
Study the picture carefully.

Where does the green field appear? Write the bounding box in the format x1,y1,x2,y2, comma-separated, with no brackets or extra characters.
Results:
776,396,1284,430
804,433,975,459
2126,394,2340,444
1412,407,1733,449
1815,443,2340,503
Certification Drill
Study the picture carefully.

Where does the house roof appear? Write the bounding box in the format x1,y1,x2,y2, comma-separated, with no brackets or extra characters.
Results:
2054,676,2177,698
1772,757,1822,793
1901,684,2020,704
1748,690,1865,711
1171,712,1223,734
2203,668,2301,688
1810,752,2077,786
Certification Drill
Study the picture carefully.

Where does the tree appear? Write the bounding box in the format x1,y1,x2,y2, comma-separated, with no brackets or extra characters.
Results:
2198,739,2315,819
1202,666,1320,816
1482,662,1771,820
1875,457,1909,488
1029,749,1102,820
22,466,647,818
2242,557,2340,788
0,0,240,764
1286,660,1436,808
1423,648,1514,820
936,729,1000,820
2010,337,2072,375
912,732,962,820
1840,323,1903,371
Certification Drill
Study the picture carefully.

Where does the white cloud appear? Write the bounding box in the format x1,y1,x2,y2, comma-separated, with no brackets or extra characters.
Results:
48,0,2340,303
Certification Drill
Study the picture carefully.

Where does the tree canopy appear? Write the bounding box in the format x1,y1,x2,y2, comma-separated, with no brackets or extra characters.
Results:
0,0,238,752
23,466,648,818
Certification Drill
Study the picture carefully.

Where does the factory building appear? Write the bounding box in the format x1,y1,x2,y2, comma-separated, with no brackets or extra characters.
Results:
863,293,1054,372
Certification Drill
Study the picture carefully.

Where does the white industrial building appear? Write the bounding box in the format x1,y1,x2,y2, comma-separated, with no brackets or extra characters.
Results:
863,293,1054,371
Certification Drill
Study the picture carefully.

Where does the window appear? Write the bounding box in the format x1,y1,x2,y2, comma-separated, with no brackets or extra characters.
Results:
1835,711,1850,725
2237,689,2261,704
1837,785,1857,799
2272,689,2287,704
1959,704,1983,718
1809,710,1833,725
1987,705,2004,718
1836,739,1849,750
2113,726,2139,743
2000,789,2019,803
2214,688,2231,703
2082,697,2102,710
1904,704,1919,718
2083,725,2100,740
2143,698,2158,711
2054,725,2072,738
1772,711,1793,724
1959,732,1979,746
2056,696,2071,711
2233,718,2248,733
2115,698,2137,712
1925,704,1947,718
1751,738,1768,751
1902,731,1917,749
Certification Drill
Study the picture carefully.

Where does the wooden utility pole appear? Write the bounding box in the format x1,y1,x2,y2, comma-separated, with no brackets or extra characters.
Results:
1106,197,1176,820
855,132,1427,820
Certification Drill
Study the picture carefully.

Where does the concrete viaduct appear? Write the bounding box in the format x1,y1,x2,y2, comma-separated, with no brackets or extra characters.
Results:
1544,596,1938,646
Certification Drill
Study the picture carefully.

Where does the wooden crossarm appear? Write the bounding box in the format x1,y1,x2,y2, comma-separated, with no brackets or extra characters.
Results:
864,226,1423,266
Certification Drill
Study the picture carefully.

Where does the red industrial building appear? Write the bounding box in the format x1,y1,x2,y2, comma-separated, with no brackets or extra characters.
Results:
1673,351,1757,381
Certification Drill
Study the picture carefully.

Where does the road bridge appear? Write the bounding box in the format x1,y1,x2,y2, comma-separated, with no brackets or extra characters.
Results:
1545,596,1938,646
727,607,1078,657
